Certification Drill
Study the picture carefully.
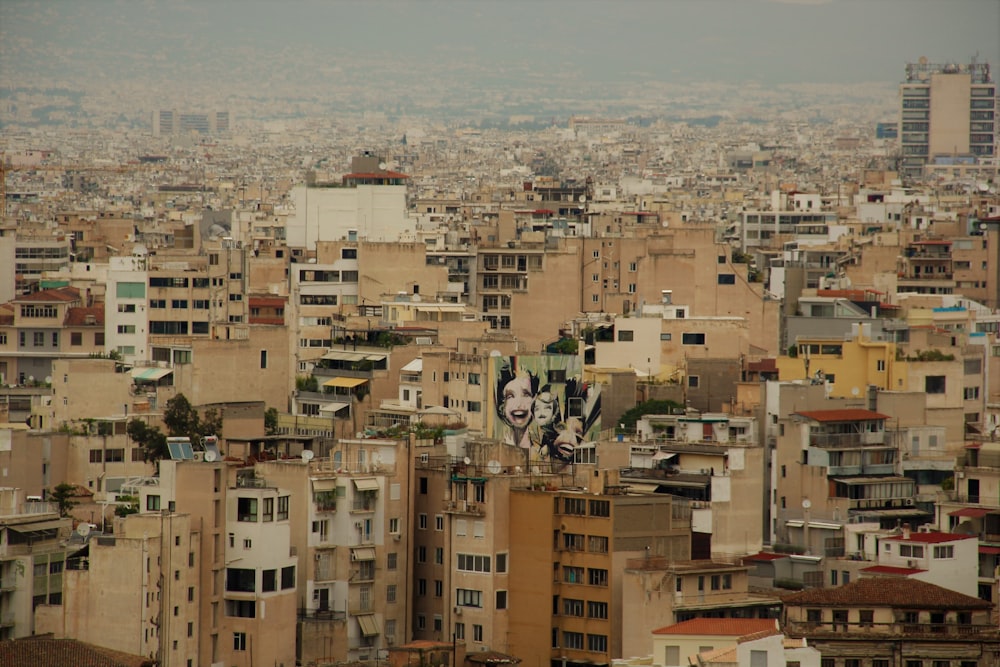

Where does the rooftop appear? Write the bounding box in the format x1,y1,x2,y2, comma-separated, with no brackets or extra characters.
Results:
794,409,890,422
782,577,991,609
653,617,778,636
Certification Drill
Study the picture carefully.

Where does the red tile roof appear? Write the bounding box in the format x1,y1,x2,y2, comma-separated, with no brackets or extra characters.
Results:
65,306,104,326
652,618,778,636
884,532,976,544
13,286,81,303
743,551,789,562
949,507,990,518
794,409,890,422
0,637,150,667
860,565,926,575
781,577,991,609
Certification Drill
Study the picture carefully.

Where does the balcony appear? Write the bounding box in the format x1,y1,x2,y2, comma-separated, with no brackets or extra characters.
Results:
443,499,484,516
298,607,346,622
809,432,885,448
785,620,992,637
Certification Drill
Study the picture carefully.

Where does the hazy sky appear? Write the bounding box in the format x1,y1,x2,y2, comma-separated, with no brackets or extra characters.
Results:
2,0,999,87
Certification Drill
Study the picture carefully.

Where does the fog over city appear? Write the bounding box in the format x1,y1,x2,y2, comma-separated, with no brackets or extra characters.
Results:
2,0,998,124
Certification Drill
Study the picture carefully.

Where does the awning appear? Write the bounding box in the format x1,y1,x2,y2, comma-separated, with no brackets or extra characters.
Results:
652,451,678,462
311,479,337,492
323,377,368,389
949,507,990,518
401,358,423,372
624,482,661,493
318,402,349,414
980,546,1000,555
351,547,376,561
353,478,379,492
130,367,173,381
357,613,380,637
322,350,387,363
8,519,66,534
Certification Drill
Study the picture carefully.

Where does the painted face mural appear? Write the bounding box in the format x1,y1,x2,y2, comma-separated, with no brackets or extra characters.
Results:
491,355,601,463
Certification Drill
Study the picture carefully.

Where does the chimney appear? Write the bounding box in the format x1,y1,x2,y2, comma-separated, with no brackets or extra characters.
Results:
902,523,911,539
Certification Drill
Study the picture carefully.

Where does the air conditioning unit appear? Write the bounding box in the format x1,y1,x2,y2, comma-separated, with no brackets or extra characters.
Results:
907,560,918,568
393,534,401,541
193,452,205,462
904,498,915,506
453,606,462,616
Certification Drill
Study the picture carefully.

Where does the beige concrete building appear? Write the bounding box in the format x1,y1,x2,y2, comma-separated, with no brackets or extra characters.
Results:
0,487,72,640
49,512,199,667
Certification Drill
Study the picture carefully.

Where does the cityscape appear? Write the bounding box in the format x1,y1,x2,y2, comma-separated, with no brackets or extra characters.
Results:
1,1,1000,666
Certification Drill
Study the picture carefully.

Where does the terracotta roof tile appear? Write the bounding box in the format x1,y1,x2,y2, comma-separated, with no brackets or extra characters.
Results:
794,409,890,422
65,306,104,326
781,577,991,609
13,286,80,303
884,531,977,544
653,617,778,636
860,564,926,575
0,637,150,667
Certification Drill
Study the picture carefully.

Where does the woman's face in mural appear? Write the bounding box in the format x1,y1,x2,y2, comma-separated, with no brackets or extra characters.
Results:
502,374,534,428
533,392,557,427
551,417,584,461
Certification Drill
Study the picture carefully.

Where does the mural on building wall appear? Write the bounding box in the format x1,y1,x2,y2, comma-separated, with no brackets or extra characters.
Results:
490,354,601,465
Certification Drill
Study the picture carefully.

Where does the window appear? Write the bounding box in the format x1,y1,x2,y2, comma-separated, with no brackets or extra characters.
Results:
563,566,584,584
877,359,886,372
682,332,706,345
226,568,255,593
262,570,277,592
933,545,954,559
688,375,699,388
237,497,258,522
147,495,161,511
717,273,736,285
563,631,583,650
588,568,608,586
434,580,443,597
588,535,609,553
386,584,396,603
90,449,103,463
457,554,491,572
435,514,444,531
617,329,634,342
495,553,507,573
588,601,608,619
925,375,946,394
588,634,608,653
806,609,822,623
435,547,443,564
417,546,426,563
281,565,295,589
277,495,289,520
418,513,427,529
262,497,274,522
496,590,507,609
233,632,247,651
71,332,82,346
473,624,483,642
899,544,925,558
859,609,874,627
456,588,483,607
589,500,610,517
563,498,587,515
226,600,256,618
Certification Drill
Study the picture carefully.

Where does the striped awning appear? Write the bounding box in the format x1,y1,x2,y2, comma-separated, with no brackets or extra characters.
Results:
130,367,173,381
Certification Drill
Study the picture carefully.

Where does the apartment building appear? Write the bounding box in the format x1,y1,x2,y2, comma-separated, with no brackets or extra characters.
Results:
621,558,780,660
651,618,781,667
152,109,230,136
626,412,764,559
0,488,72,640
899,59,996,181
50,512,199,666
782,578,998,666
0,286,104,397
860,528,978,597
256,436,408,663
508,486,691,665
127,458,298,667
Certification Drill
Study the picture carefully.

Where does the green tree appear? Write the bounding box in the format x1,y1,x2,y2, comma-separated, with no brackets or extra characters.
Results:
115,494,139,517
163,393,223,442
49,482,78,517
264,407,279,435
127,418,169,462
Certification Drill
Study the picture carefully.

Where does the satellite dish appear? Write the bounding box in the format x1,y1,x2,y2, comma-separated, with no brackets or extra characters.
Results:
489,350,502,357
802,499,812,510
301,449,315,462
463,457,471,465
579,195,586,203
851,387,860,396
77,523,91,537
487,460,502,475
204,450,218,463
378,161,387,170
44,376,52,385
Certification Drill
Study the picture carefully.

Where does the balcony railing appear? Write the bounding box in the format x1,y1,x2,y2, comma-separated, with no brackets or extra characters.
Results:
298,607,346,622
443,499,484,515
785,620,991,636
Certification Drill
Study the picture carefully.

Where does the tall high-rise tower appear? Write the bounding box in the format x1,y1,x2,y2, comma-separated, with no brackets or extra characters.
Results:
899,58,996,181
